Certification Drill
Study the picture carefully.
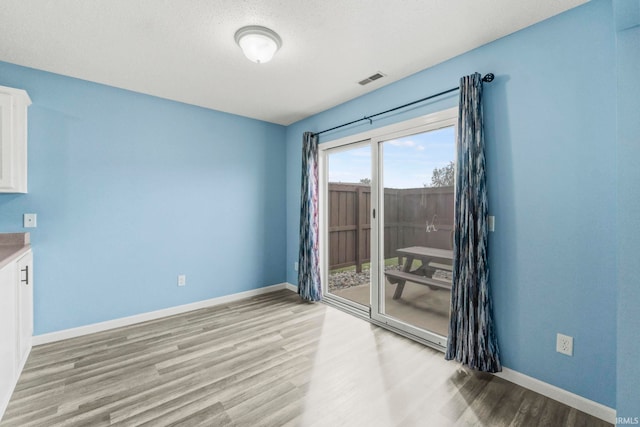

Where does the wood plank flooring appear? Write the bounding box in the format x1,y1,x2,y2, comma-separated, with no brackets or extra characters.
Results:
0,290,611,427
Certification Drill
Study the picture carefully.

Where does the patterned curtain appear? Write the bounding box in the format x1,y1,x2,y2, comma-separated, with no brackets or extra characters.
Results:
445,73,501,373
298,132,322,301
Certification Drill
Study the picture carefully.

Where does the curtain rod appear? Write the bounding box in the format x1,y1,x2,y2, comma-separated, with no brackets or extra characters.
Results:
314,73,494,137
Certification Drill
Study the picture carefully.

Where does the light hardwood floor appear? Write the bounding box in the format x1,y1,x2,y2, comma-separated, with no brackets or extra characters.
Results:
1,290,611,427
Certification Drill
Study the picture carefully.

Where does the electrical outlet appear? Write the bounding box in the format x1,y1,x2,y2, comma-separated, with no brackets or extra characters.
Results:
23,213,37,228
556,333,573,356
294,262,298,271
178,275,186,287
488,216,495,232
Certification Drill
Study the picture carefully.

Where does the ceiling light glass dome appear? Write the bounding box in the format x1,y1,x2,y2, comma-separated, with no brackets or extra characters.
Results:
234,26,282,64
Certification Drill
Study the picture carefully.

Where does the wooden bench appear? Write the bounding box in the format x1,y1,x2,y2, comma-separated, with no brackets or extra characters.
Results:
428,261,452,272
384,270,451,299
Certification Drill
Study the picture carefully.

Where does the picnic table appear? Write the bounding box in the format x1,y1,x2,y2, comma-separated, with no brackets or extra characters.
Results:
384,246,454,300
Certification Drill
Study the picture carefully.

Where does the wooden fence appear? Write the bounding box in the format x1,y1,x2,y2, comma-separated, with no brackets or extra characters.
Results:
328,183,454,272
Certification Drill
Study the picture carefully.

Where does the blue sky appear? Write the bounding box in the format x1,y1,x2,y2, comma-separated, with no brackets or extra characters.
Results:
327,126,455,188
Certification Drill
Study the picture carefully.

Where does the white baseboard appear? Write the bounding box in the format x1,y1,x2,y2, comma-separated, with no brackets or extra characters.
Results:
284,282,297,292
495,367,616,423
32,283,290,346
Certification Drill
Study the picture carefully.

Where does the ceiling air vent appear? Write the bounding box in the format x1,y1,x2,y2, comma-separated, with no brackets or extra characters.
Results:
358,72,385,86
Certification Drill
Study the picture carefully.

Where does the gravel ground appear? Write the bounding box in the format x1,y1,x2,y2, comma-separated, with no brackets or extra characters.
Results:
328,266,392,291
328,265,452,292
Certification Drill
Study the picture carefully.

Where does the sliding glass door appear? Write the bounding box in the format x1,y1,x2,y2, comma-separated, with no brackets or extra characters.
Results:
321,142,372,311
320,109,457,347
372,125,456,346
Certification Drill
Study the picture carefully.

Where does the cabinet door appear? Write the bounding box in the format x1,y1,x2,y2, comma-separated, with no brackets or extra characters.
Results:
0,93,13,190
17,251,33,365
0,263,17,412
0,86,30,193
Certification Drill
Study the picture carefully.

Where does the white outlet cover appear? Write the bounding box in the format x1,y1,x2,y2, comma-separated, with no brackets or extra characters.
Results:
23,213,37,228
556,333,573,356
178,275,186,286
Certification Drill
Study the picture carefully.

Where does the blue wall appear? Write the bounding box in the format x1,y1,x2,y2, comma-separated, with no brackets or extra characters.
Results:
615,0,640,420
286,0,618,408
0,62,287,335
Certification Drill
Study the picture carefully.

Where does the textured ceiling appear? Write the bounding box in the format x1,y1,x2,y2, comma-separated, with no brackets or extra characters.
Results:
0,0,587,125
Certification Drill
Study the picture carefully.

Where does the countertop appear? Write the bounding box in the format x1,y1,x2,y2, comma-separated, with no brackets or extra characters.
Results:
0,232,31,269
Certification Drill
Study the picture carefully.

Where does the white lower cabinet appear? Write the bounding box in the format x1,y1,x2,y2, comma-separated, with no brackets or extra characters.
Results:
17,251,33,366
0,249,33,421
0,262,17,418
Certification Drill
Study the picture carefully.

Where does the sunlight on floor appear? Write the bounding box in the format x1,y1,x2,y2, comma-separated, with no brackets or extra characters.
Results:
298,308,393,426
297,307,476,427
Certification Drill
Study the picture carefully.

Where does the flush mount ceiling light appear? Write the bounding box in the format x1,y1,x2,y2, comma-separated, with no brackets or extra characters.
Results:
234,26,282,64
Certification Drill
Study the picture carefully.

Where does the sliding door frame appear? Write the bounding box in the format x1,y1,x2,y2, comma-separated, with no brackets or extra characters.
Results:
319,139,372,316
318,107,458,346
371,111,458,348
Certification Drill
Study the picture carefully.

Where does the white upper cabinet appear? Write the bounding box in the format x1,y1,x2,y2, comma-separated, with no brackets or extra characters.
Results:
0,85,31,193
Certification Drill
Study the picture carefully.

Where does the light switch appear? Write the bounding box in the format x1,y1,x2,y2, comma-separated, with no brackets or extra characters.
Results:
23,213,37,228
488,216,495,232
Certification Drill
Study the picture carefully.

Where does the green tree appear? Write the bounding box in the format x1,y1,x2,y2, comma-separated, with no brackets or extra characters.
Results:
359,178,371,185
429,161,455,187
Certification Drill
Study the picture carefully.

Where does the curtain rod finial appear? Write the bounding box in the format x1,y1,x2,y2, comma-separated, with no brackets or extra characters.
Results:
482,73,494,83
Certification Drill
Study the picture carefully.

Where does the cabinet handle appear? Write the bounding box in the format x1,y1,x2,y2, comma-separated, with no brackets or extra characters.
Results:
21,265,29,285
